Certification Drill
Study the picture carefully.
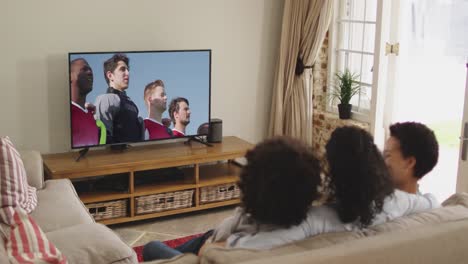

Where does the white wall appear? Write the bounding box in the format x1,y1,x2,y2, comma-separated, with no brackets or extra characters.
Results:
0,0,284,153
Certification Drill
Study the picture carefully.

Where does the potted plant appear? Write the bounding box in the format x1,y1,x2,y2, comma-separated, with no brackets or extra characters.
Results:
329,68,361,119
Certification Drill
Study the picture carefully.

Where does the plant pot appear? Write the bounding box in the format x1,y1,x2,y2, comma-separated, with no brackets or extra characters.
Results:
338,103,352,119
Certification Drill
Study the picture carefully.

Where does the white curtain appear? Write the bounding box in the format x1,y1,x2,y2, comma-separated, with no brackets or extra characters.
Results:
268,0,333,144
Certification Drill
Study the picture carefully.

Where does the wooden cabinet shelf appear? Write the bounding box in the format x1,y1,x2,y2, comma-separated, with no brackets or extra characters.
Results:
43,136,252,225
197,199,241,210
134,167,196,196
80,192,131,204
199,163,241,187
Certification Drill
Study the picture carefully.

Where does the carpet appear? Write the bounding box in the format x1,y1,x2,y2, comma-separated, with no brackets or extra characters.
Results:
133,233,203,262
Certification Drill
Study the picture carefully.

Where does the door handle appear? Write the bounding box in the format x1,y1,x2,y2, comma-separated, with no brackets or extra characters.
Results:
461,122,468,161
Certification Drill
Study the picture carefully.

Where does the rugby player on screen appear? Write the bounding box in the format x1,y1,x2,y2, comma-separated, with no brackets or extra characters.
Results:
168,97,191,138
70,58,99,147
143,80,172,140
94,53,144,144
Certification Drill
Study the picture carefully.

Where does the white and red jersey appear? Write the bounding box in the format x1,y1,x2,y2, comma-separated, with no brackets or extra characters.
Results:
144,118,172,140
172,128,185,138
71,102,99,147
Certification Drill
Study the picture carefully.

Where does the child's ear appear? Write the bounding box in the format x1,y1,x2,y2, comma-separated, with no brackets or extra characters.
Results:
406,156,416,171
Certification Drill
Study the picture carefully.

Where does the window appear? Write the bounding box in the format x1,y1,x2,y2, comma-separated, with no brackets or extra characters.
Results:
328,0,378,120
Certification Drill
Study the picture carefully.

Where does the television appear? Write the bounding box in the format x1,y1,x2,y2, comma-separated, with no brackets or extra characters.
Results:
69,49,211,149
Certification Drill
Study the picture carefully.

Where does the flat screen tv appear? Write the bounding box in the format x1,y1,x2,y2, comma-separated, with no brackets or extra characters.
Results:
69,50,211,149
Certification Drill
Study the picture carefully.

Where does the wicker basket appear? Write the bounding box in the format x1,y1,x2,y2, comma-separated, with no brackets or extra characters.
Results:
200,183,240,204
135,189,194,215
86,199,128,221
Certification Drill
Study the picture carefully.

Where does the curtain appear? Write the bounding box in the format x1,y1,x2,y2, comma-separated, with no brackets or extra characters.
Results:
268,0,333,144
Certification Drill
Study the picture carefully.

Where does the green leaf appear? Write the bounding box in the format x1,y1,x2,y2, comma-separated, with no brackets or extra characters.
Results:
329,68,362,105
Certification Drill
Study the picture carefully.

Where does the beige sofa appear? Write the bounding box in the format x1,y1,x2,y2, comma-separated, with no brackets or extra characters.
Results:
155,193,468,264
0,151,138,264
198,193,468,264
0,150,199,264
3,150,468,264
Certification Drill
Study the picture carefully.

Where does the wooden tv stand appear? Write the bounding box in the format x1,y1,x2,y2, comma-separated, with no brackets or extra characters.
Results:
42,136,253,225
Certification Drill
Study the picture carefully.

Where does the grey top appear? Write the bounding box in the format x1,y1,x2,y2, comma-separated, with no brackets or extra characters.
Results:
211,190,440,250
94,93,121,138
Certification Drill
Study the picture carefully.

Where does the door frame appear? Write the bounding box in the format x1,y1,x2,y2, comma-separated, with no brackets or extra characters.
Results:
456,62,468,192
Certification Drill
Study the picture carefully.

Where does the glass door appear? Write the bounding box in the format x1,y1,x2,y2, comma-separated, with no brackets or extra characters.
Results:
384,0,468,201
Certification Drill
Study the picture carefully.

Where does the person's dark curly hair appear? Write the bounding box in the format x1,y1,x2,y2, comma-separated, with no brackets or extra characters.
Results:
326,126,394,227
238,137,321,227
389,122,439,179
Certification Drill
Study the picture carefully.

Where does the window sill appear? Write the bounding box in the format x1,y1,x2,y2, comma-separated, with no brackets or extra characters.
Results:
325,105,371,123
316,110,370,129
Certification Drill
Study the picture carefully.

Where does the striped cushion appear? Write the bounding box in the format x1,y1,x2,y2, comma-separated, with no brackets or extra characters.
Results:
4,208,67,264
0,137,37,224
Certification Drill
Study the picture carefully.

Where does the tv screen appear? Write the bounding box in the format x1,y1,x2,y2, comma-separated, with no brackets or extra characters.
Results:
69,50,211,149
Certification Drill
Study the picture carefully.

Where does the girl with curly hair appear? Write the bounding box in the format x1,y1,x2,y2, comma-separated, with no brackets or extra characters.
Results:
325,126,438,227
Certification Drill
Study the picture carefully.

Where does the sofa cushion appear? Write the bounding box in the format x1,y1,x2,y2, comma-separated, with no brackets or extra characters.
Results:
201,231,364,264
442,192,468,207
46,223,137,264
3,208,67,264
0,137,37,224
30,179,94,233
364,204,468,235
293,230,365,249
240,219,468,264
363,192,468,235
19,150,45,190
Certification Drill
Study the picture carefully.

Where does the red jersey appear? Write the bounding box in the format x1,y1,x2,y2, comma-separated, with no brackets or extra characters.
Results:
172,129,185,138
144,118,172,140
71,102,99,148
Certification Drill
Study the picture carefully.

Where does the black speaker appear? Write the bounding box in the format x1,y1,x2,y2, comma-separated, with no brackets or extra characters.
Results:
197,118,223,143
208,118,222,143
